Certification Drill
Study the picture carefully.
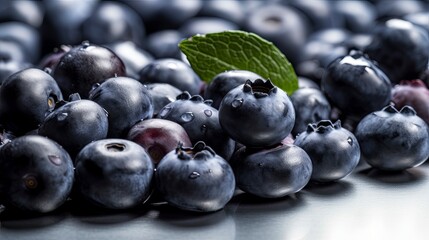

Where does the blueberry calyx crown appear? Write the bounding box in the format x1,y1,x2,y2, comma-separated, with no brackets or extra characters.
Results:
382,104,416,116
176,92,213,106
243,79,277,98
306,120,341,134
175,141,216,160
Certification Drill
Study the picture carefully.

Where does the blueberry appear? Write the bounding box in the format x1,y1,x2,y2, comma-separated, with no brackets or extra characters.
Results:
231,143,312,198
145,83,182,118
145,30,184,60
155,141,235,212
204,70,263,109
89,76,153,138
219,79,295,147
290,87,331,137
333,0,376,33
127,118,192,165
243,3,309,66
75,139,154,209
321,50,392,119
355,105,429,171
0,68,63,135
158,92,235,161
294,120,360,182
38,99,109,159
0,135,74,213
52,41,126,99
105,41,153,80
81,1,145,47
364,19,429,84
197,0,245,26
178,17,239,37
138,58,202,96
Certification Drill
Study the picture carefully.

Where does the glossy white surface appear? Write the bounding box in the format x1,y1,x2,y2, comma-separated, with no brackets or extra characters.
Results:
1,161,429,240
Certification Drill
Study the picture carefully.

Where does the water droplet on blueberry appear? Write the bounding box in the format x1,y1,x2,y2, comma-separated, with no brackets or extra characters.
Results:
189,171,200,179
57,112,68,121
204,109,212,117
200,124,207,133
231,98,243,108
159,106,171,117
48,155,62,165
347,137,353,146
180,112,194,122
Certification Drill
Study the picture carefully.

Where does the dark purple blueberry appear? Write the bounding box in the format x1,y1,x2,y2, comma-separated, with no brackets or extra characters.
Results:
0,22,40,64
0,135,74,213
294,120,360,182
106,41,153,80
321,50,392,119
178,17,239,37
145,83,182,117
38,45,72,71
75,139,154,209
204,70,263,109
89,77,153,138
243,3,310,66
158,92,235,161
392,79,429,125
155,141,235,212
38,99,109,159
290,88,331,136
127,118,192,165
364,19,429,84
355,105,429,171
138,58,202,95
52,41,126,99
219,79,295,147
404,12,429,33
145,30,184,60
0,68,63,136
81,1,145,46
231,143,312,198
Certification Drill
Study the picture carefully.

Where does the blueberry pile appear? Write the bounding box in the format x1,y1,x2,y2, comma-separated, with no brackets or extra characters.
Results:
1,0,429,214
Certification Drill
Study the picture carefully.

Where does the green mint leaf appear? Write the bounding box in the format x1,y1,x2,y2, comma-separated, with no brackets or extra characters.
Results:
179,30,298,95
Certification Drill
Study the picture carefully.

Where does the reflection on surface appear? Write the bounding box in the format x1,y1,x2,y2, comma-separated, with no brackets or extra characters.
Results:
303,180,354,197
357,167,426,185
0,205,67,229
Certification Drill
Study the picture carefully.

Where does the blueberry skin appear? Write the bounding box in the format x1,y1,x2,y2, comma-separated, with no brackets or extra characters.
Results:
231,144,312,198
364,19,429,84
52,42,126,99
145,30,184,60
0,135,74,213
321,51,392,119
0,68,63,136
159,92,235,161
155,142,235,212
355,105,429,171
204,70,263,109
145,83,182,117
139,58,202,95
38,99,109,159
294,120,360,182
219,79,295,148
89,77,153,138
106,41,153,80
81,1,145,47
290,88,331,137
178,17,239,38
75,139,154,209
